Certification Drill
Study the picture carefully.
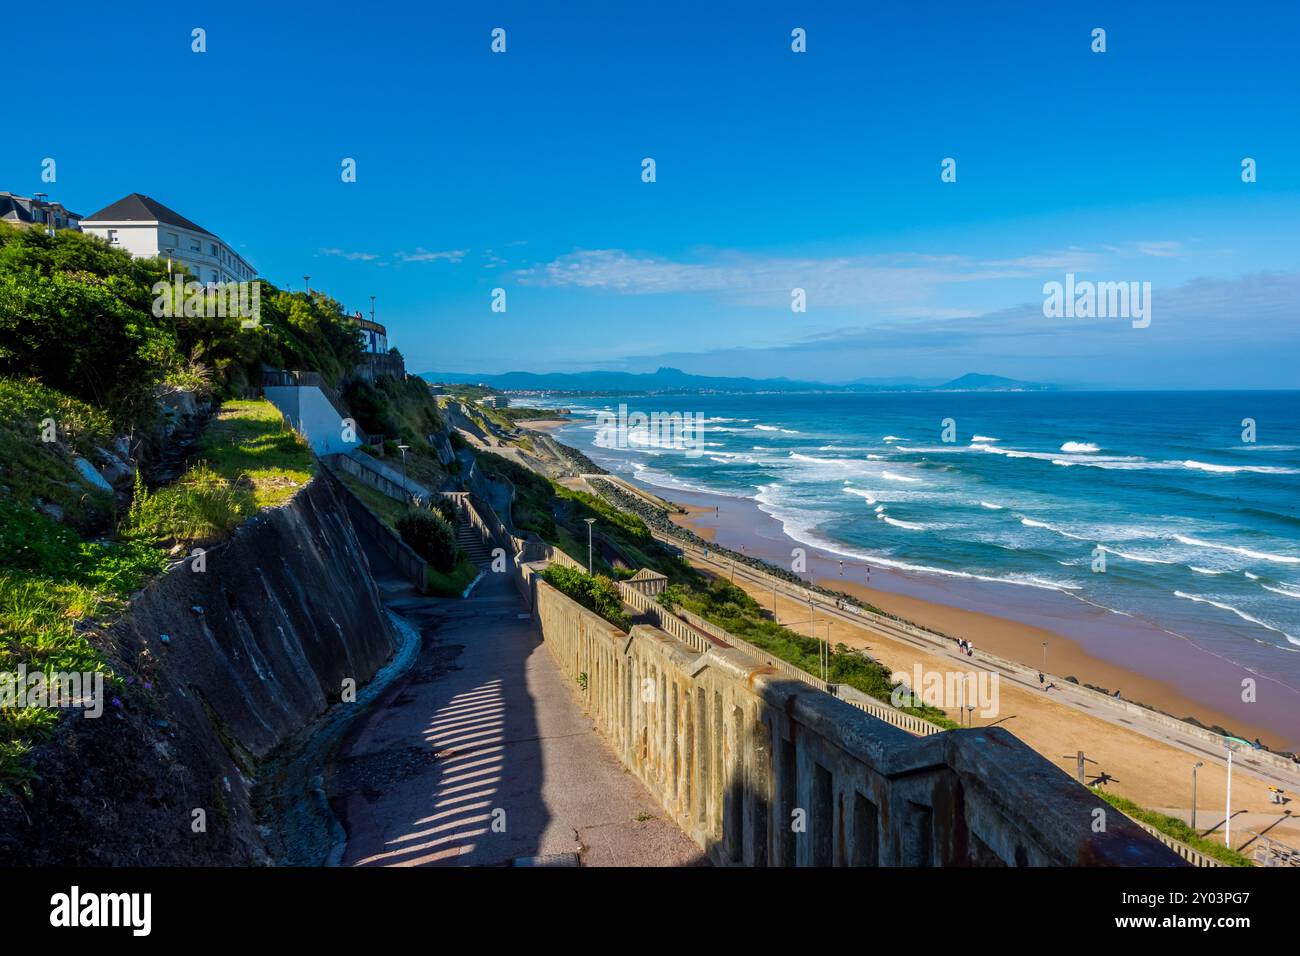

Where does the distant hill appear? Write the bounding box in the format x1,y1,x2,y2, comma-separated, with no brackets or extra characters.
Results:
933,373,1058,392
422,367,1059,394
421,366,830,393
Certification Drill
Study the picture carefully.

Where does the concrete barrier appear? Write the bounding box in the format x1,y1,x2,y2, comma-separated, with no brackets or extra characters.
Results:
532,579,1181,867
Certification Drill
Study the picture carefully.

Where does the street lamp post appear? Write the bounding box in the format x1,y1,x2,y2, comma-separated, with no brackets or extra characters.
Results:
1042,641,1048,673
397,444,410,501
1192,761,1203,832
1225,742,1236,848
584,518,596,574
369,295,376,323
303,275,311,295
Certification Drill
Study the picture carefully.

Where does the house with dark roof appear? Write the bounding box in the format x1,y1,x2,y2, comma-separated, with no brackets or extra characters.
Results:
0,192,82,232
79,193,255,285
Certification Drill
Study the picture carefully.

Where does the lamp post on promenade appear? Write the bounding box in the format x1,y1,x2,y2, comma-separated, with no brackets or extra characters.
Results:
1191,761,1203,832
585,518,596,574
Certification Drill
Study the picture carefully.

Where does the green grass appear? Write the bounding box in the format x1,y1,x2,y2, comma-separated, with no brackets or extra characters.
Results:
336,471,408,526
1090,789,1254,866
426,556,480,597
0,377,115,532
124,400,314,548
0,501,164,793
2,396,310,792
660,579,958,729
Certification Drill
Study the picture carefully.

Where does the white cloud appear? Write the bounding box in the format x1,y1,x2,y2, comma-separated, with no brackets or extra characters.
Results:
320,247,381,261
514,247,1114,311
396,248,467,263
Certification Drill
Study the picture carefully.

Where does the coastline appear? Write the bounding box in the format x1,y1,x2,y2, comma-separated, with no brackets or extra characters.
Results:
661,484,1299,752
518,417,570,432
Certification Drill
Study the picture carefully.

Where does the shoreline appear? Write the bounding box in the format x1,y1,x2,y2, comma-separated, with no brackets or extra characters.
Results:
659,486,1298,752
518,417,571,432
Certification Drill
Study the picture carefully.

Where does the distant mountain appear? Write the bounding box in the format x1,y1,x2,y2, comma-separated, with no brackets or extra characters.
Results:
840,375,947,389
421,366,830,393
933,373,1058,392
422,367,1059,394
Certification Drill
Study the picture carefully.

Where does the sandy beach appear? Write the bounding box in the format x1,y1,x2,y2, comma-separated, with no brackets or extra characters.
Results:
519,417,571,432
666,488,1300,753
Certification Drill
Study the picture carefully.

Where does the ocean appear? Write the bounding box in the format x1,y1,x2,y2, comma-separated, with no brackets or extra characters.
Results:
534,390,1300,728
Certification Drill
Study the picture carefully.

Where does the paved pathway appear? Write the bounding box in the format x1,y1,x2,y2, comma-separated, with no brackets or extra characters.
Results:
333,566,703,867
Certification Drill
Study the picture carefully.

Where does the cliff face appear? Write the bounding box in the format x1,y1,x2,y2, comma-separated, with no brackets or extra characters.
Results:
0,474,396,866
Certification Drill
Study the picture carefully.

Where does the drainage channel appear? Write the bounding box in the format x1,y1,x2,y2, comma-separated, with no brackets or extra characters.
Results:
253,609,422,866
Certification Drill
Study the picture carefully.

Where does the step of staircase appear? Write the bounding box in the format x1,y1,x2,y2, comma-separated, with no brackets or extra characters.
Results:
456,523,493,569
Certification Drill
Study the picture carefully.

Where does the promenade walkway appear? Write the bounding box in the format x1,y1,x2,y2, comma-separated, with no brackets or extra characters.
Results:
332,560,703,867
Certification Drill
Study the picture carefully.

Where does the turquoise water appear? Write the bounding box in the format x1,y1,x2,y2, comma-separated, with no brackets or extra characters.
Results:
542,391,1300,683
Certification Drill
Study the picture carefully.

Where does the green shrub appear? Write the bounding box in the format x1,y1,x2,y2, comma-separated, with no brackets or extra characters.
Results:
540,564,630,631
396,509,458,572
431,496,459,525
425,555,479,597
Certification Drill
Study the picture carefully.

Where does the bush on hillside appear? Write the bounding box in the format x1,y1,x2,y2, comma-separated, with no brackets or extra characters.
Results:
431,496,459,525
395,509,458,572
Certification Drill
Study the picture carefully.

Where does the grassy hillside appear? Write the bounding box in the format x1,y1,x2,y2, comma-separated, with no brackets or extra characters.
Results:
0,390,316,793
124,400,315,548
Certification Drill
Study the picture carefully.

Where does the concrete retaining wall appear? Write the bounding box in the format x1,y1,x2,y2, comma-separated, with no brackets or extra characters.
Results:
326,468,428,592
532,579,1181,867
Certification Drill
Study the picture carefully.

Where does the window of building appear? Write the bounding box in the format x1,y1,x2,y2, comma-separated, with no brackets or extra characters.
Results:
190,237,200,252
165,231,178,248
106,229,118,243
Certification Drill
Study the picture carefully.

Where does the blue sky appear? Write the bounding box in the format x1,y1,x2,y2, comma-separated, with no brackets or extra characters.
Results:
5,1,1298,387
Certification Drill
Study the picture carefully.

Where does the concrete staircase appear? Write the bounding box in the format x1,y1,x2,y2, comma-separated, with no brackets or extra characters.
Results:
456,518,493,570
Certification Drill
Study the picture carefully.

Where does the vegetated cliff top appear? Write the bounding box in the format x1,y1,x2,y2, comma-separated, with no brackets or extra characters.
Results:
0,220,366,428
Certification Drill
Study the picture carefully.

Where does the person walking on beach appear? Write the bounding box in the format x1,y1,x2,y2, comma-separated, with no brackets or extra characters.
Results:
966,641,974,658
1038,671,1045,687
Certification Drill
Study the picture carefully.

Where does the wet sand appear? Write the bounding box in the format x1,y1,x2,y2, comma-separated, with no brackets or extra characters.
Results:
520,418,571,432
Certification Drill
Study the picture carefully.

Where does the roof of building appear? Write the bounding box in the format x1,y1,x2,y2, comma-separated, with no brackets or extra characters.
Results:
628,568,668,581
81,193,214,237
0,191,83,223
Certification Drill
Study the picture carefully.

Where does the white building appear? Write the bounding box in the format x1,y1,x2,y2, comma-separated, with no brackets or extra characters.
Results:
79,193,255,285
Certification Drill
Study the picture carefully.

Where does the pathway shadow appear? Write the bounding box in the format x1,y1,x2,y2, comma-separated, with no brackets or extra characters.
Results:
334,545,552,866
